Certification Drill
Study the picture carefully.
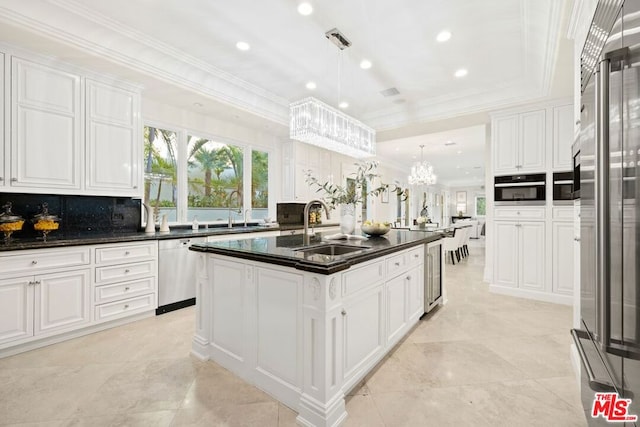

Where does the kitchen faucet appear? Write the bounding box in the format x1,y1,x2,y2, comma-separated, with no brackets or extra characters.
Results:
303,200,330,246
227,190,242,228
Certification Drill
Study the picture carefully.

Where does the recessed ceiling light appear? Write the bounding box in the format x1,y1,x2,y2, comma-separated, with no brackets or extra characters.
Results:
360,59,372,69
306,81,317,90
436,30,451,42
297,2,313,15
457,150,462,154
395,147,400,151
236,41,250,51
454,68,468,78
444,141,456,146
465,171,470,175
193,102,203,108
339,101,349,109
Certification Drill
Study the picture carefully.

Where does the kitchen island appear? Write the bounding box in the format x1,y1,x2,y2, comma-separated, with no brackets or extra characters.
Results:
189,230,443,427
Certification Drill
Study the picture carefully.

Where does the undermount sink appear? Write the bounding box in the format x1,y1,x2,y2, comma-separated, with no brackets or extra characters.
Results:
294,243,370,256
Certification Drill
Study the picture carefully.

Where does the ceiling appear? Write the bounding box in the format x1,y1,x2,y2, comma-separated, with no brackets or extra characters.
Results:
0,0,574,187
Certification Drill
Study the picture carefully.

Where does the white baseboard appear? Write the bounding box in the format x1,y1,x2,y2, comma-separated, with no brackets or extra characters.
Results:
489,284,573,305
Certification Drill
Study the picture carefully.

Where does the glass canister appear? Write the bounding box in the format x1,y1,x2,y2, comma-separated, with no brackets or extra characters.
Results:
32,202,61,241
0,202,25,243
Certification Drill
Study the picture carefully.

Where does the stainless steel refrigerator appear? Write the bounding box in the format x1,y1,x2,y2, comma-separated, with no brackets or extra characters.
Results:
573,0,640,425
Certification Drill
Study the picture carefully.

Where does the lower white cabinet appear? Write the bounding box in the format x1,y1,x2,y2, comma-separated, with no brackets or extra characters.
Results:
0,268,90,346
0,241,158,355
552,221,575,296
494,220,545,290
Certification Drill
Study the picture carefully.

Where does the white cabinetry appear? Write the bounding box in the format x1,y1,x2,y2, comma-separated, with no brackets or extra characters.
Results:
85,79,141,196
0,247,91,348
0,51,5,187
492,109,545,175
11,57,81,191
93,241,158,323
493,209,545,291
552,207,575,296
282,141,332,202
552,104,574,171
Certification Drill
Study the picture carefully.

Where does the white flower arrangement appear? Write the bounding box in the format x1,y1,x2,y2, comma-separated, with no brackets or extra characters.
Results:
416,216,428,224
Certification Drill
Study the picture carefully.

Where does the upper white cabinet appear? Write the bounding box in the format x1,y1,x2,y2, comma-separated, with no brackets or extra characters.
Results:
282,141,332,202
552,104,574,171
11,57,82,191
0,51,5,187
492,109,546,175
1,48,142,197
85,79,140,196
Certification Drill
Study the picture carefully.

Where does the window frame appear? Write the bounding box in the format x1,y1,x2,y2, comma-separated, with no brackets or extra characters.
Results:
474,194,486,217
143,121,274,225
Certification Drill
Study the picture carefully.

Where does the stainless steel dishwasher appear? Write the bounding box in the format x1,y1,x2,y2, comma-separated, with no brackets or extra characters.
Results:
156,236,206,315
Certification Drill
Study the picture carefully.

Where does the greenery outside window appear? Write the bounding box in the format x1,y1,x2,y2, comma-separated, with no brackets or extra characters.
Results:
143,125,271,225
475,195,486,216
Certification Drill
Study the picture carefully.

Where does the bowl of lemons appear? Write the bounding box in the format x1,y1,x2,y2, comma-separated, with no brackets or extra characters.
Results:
361,220,391,236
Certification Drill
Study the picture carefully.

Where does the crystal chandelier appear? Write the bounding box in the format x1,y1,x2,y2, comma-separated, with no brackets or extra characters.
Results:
408,145,437,186
290,97,376,158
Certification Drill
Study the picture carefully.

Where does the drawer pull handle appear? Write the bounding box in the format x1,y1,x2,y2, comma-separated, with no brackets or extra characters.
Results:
0,177,3,181
125,251,130,255
124,286,130,291
124,269,130,273
406,276,411,280
11,178,17,182
414,254,419,258
341,309,347,316
31,260,38,265
124,304,129,309
394,262,400,266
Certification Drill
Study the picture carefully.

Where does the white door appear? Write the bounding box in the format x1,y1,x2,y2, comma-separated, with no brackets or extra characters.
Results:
519,109,546,172
552,104,574,170
492,115,519,174
342,285,384,381
85,79,140,196
385,274,408,346
519,221,545,291
493,221,518,287
11,58,81,191
35,269,91,335
0,276,34,344
552,221,575,296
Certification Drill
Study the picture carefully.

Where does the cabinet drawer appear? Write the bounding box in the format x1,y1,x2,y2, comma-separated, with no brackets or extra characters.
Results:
95,242,157,265
0,247,90,277
94,293,156,322
94,277,156,304
494,207,545,221
95,260,156,284
406,246,424,268
342,260,384,296
552,207,573,221
386,252,407,277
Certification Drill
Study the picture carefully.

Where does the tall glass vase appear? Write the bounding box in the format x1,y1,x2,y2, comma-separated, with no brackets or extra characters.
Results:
340,203,356,235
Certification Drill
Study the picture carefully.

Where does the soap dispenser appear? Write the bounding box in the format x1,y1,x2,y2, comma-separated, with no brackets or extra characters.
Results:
159,214,170,232
192,216,199,231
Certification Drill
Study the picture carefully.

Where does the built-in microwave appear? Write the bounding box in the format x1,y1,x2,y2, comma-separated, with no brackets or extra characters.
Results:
552,171,574,204
494,173,546,205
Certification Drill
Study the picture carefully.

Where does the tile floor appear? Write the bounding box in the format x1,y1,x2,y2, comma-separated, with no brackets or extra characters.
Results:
0,241,587,426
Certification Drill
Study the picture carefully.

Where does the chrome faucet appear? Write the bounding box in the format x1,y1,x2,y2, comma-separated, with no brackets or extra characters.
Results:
227,190,242,228
303,200,330,245
244,209,251,227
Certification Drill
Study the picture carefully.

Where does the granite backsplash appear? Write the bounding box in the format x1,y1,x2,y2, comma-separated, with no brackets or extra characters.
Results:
0,193,141,238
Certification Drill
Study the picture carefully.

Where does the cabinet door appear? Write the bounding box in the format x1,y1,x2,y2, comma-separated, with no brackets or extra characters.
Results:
343,285,384,381
519,110,546,172
0,51,4,187
552,221,574,296
0,277,33,345
35,269,90,335
11,58,81,190
492,115,519,174
407,266,424,322
385,274,408,346
552,104,574,171
519,221,545,291
85,79,140,196
493,221,518,287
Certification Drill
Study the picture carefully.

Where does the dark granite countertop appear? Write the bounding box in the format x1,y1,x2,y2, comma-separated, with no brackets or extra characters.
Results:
189,229,443,274
0,224,280,252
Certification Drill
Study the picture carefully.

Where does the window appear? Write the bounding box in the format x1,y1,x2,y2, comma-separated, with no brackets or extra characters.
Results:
143,124,271,224
475,195,486,216
143,126,178,223
187,134,243,222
